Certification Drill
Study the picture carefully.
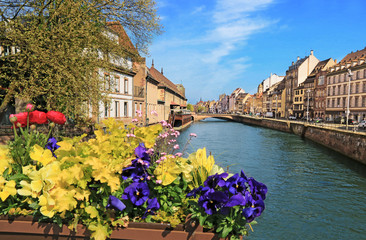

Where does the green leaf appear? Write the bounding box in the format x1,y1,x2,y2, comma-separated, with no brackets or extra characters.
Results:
222,226,233,238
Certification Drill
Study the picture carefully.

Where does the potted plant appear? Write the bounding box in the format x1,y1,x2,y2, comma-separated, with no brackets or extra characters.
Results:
0,106,267,240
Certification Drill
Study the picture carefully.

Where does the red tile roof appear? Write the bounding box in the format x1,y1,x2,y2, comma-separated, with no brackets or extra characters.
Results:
106,22,138,56
149,66,185,99
339,47,366,64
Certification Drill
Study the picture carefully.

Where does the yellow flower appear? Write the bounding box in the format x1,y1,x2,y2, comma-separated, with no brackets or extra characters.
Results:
0,179,17,201
0,146,12,174
30,144,55,166
154,157,182,185
188,148,215,188
39,192,56,218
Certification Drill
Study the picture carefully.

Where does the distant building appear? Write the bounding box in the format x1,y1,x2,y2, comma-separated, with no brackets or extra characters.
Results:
284,50,319,118
229,88,246,113
325,47,366,122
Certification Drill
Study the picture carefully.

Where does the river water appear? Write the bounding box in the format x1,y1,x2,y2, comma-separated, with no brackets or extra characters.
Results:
177,118,366,240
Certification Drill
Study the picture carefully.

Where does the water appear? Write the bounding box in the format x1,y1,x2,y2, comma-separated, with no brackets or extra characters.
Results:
177,118,366,240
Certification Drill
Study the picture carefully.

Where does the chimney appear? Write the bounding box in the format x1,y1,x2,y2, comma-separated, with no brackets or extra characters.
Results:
310,50,314,55
161,67,164,74
297,56,300,61
152,59,154,68
334,59,337,64
292,61,294,66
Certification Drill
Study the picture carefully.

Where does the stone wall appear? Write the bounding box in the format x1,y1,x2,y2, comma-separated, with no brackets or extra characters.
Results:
231,116,366,164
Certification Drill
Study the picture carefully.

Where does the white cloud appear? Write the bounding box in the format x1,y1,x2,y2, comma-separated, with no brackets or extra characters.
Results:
148,0,278,102
192,5,206,15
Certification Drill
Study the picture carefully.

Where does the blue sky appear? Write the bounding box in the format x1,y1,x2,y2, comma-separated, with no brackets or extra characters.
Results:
145,0,366,104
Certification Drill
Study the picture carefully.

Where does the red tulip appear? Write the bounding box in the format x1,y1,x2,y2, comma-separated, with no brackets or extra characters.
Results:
46,111,66,125
29,110,48,124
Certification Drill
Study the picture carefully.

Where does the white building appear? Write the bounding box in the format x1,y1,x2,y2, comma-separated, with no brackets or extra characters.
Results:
92,22,136,124
262,73,285,92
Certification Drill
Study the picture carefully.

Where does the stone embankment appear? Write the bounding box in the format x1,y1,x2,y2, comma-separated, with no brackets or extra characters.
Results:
233,116,366,164
194,114,366,164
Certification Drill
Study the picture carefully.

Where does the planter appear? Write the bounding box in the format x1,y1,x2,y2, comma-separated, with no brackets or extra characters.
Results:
0,216,221,240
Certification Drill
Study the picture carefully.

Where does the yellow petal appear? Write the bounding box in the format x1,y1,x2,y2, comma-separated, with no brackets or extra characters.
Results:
0,191,10,201
30,145,55,166
31,180,43,193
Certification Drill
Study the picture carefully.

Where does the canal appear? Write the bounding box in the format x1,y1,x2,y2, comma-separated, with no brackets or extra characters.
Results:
177,118,366,239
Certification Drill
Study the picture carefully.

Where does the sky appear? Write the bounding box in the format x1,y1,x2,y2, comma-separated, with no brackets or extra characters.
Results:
145,0,366,104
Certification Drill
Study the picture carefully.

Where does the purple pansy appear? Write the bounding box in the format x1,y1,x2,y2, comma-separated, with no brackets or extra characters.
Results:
203,172,228,190
45,137,60,158
142,197,160,219
198,191,228,215
247,177,268,200
106,195,126,211
135,143,151,161
226,173,247,195
122,182,150,206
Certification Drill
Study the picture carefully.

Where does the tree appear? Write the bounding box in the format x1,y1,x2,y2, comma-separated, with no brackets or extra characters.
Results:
187,103,194,112
0,0,161,120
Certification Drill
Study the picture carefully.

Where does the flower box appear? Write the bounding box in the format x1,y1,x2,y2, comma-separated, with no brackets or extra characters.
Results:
0,216,220,240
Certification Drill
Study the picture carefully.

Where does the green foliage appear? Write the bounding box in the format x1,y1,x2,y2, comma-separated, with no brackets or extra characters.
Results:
187,103,194,112
0,0,162,119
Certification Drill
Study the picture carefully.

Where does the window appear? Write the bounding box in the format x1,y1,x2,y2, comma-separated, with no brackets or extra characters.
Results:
363,97,366,107
337,98,340,107
356,83,359,93
318,76,324,85
3,46,11,56
364,82,366,92
115,101,119,117
356,71,360,79
115,77,120,92
104,103,108,117
364,69,366,79
124,79,128,94
124,102,128,117
104,74,110,91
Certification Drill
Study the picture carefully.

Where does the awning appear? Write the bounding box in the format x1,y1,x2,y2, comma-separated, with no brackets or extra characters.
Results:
170,102,180,106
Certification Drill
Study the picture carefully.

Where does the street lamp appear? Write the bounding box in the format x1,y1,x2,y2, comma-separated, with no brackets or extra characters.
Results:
306,89,311,123
346,69,353,130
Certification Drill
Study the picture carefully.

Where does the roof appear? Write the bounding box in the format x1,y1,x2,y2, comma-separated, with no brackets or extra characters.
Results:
149,66,185,99
106,22,138,57
288,57,307,71
339,47,366,64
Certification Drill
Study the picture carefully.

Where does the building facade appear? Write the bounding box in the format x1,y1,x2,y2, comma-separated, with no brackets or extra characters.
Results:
325,47,366,122
284,50,319,118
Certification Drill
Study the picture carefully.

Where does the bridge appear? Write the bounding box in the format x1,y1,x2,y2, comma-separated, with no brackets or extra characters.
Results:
192,113,236,121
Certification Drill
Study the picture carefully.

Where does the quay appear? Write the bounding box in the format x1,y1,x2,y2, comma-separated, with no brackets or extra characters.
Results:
193,113,366,164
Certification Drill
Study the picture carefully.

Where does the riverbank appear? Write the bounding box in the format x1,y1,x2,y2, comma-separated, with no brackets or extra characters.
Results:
195,114,366,164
